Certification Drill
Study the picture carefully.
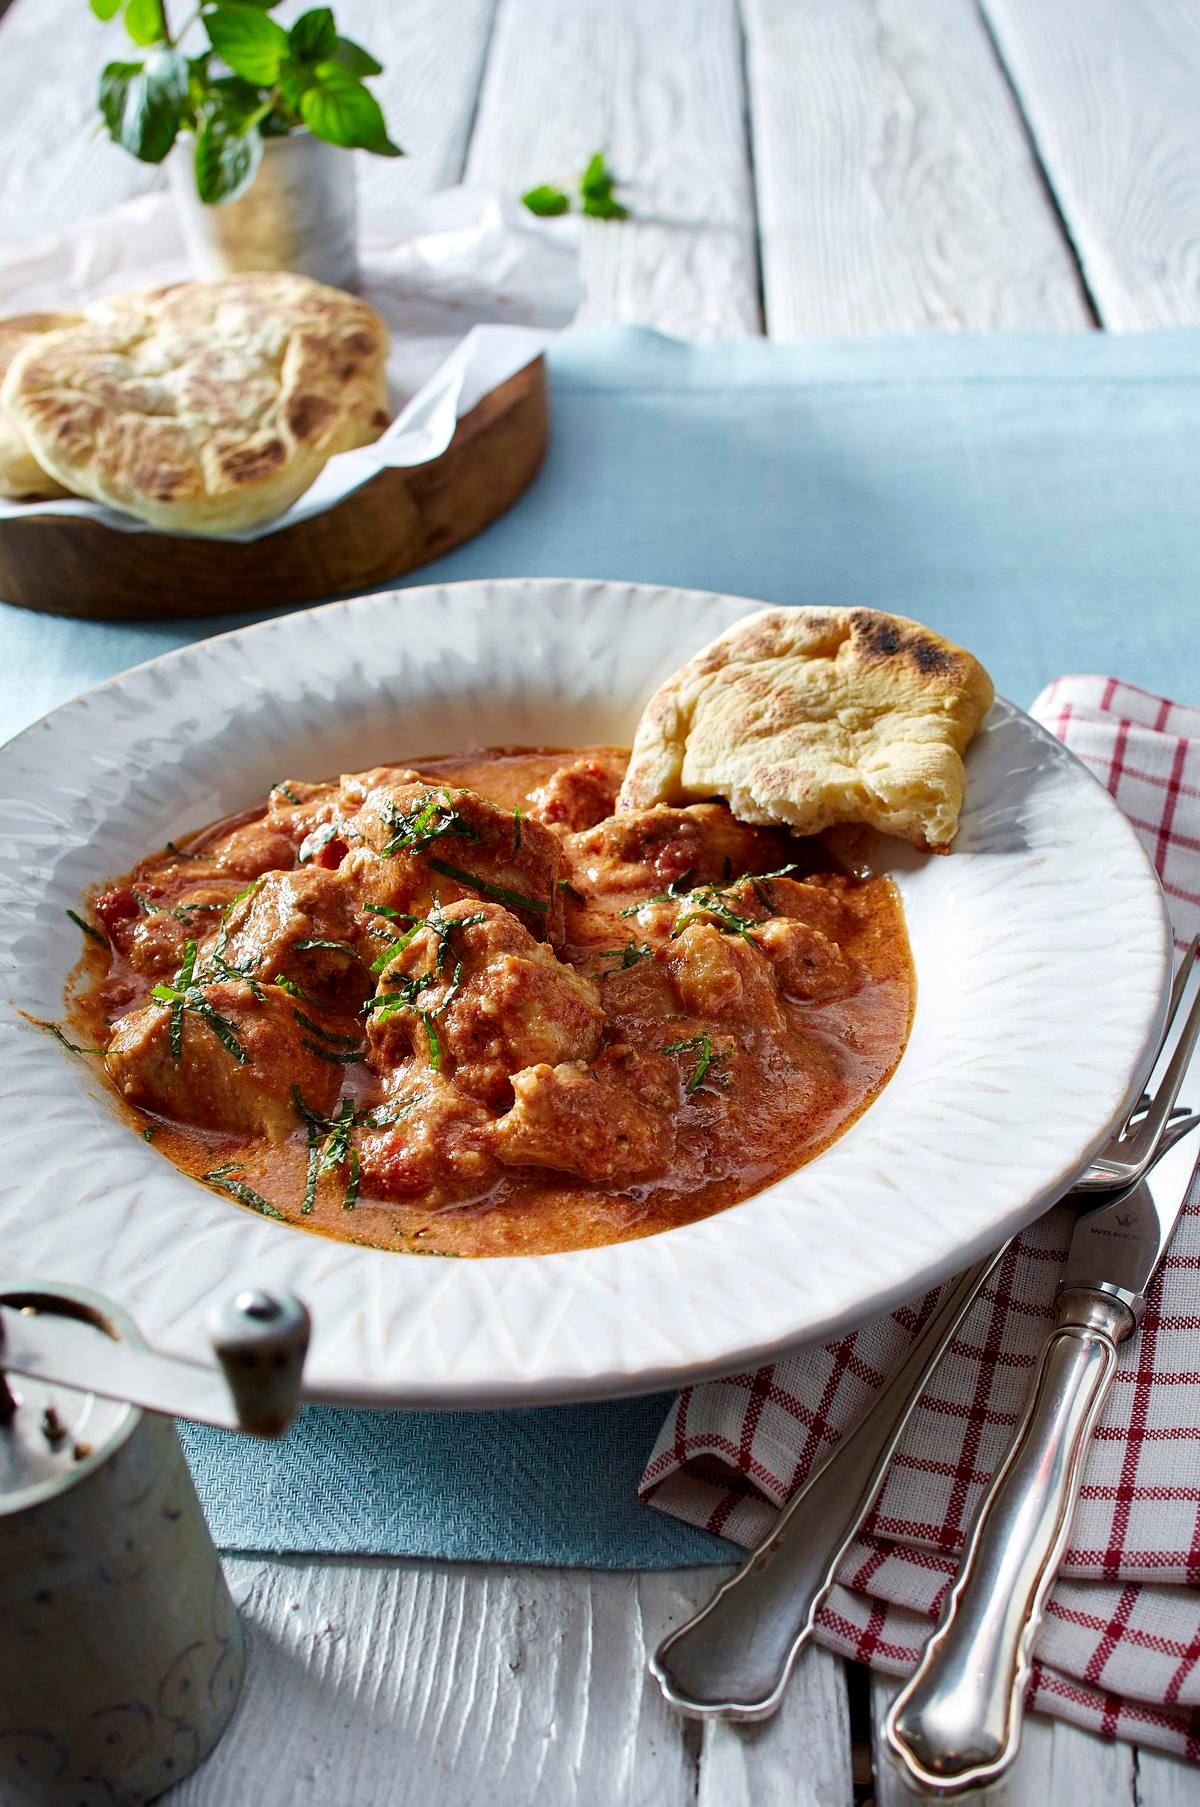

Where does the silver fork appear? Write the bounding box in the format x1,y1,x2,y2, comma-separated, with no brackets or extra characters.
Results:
1075,931,1200,1191
650,950,1200,1724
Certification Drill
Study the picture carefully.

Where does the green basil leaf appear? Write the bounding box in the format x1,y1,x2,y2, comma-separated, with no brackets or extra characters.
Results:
300,62,401,155
522,183,571,217
99,59,143,136
194,114,263,203
145,44,190,106
90,0,123,18
289,6,337,65
581,192,628,220
580,150,617,201
98,55,184,163
204,4,289,84
277,61,311,118
124,0,166,47
331,35,382,77
205,71,265,124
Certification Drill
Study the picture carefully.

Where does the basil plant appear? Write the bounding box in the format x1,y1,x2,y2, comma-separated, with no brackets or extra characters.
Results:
90,0,401,204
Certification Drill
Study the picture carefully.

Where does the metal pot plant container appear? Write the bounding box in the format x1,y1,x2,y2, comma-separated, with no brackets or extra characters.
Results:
168,128,359,290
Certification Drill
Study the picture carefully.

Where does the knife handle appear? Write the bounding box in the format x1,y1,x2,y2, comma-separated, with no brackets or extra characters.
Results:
885,1288,1135,1797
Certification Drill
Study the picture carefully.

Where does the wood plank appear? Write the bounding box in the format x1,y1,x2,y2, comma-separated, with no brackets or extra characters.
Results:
164,1559,852,1806
741,0,1093,334
1135,1747,1200,1807
0,0,495,240
463,0,760,337
869,1671,1148,1807
980,0,1200,328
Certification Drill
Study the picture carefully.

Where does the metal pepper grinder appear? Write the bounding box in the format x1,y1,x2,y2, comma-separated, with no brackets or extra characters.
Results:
0,1281,310,1807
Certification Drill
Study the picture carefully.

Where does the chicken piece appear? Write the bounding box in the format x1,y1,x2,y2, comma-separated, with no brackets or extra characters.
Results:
219,868,368,999
356,1072,498,1204
195,817,300,879
752,918,861,1001
367,899,604,1107
527,757,621,834
729,872,863,940
494,1055,677,1183
339,844,471,925
663,922,787,1027
564,803,792,903
342,777,563,936
106,981,339,1139
335,764,424,813
93,883,239,979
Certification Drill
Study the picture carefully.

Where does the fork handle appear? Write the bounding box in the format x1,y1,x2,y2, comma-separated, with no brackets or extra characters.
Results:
885,1288,1135,1797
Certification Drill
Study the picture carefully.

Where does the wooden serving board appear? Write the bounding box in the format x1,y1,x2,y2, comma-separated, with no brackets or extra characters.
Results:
0,358,548,621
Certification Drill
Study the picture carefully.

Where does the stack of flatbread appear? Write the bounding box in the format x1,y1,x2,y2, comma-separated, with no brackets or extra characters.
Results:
0,272,390,533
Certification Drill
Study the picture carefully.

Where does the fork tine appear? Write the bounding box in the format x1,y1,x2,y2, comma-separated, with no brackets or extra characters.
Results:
1116,935,1200,1146
1165,933,1200,1037
1124,950,1200,1163
1149,1110,1200,1160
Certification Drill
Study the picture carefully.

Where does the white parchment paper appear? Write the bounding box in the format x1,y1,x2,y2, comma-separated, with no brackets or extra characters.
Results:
0,185,581,541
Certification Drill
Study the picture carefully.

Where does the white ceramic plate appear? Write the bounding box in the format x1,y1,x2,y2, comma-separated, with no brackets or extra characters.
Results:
0,580,1170,1407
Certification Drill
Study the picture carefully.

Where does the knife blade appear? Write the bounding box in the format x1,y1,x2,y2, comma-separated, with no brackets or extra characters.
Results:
885,1117,1200,1797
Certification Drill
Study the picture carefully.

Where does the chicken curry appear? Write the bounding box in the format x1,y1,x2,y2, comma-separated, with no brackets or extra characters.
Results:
69,748,914,1257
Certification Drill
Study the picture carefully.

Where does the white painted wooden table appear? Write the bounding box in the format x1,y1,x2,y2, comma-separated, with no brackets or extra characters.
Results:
2,1,1198,1800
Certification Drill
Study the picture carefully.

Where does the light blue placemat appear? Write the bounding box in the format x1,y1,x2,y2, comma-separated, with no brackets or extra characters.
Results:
7,324,1200,1562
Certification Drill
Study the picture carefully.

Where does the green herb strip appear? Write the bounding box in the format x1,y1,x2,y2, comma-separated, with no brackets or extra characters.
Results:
133,891,225,928
381,789,481,858
273,782,302,805
152,940,248,1066
418,1011,441,1069
292,1010,360,1047
663,1032,718,1096
292,938,364,962
512,803,523,853
428,857,548,914
166,840,202,861
301,1039,367,1065
292,1088,362,1212
45,1022,106,1056
272,975,329,1009
142,1124,157,1142
598,941,654,970
67,908,109,948
298,822,339,866
620,869,696,917
204,1164,284,1220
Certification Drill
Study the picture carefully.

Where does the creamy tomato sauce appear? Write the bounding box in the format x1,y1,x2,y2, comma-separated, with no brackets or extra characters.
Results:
67,747,914,1256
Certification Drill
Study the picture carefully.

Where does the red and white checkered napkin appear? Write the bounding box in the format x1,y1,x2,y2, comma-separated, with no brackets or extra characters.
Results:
641,676,1200,1761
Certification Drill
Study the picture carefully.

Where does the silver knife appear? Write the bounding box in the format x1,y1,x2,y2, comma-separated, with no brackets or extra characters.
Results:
885,1116,1200,1797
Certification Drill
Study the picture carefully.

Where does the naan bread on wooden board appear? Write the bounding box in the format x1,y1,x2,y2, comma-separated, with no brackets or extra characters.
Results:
0,312,80,500
617,607,995,852
0,273,390,533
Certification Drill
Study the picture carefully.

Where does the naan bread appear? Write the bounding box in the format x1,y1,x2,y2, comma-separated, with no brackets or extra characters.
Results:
0,312,79,500
618,607,994,852
0,274,390,533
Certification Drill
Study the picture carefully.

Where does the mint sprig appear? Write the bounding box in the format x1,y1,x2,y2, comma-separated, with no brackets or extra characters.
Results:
523,151,627,222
